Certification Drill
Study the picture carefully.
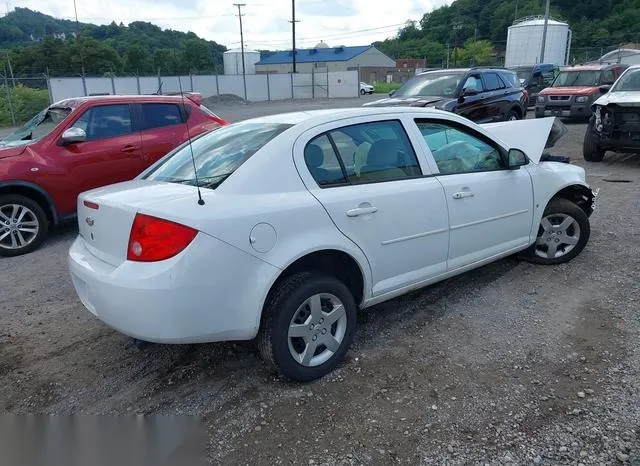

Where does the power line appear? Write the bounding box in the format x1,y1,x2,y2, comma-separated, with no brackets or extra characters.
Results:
235,22,406,46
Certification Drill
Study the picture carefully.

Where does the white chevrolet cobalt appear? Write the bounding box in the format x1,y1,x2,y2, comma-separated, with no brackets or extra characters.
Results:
69,108,596,381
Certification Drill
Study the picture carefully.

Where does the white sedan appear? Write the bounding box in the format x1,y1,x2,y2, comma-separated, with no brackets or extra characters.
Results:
69,108,596,381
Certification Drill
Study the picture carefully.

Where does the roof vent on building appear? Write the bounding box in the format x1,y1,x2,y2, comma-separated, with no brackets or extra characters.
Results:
334,46,345,53
309,48,318,55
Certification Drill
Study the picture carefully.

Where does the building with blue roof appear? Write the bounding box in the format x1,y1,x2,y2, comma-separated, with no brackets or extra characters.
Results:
255,43,396,83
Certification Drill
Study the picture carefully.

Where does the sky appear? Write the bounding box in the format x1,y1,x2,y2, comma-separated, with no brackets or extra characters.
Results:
11,0,453,50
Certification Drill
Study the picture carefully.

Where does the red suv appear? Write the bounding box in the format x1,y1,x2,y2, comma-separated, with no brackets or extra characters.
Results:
535,64,628,119
0,93,227,256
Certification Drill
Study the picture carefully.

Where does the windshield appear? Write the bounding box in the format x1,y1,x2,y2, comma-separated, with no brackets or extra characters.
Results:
611,69,640,92
394,72,465,98
143,122,292,189
2,107,72,146
552,70,601,87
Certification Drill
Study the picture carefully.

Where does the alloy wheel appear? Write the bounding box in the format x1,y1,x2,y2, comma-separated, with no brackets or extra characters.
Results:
534,213,581,260
0,203,40,251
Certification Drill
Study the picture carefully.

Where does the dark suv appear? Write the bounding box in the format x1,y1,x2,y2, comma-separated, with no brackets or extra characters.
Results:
364,67,528,123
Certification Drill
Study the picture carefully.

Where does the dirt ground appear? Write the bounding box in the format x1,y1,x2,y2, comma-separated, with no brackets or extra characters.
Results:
0,101,639,465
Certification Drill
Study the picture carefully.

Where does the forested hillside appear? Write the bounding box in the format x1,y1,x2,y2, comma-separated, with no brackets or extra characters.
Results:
0,8,226,76
375,0,640,64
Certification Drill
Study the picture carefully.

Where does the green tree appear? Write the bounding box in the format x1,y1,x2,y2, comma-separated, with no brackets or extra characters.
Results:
123,43,152,74
182,39,214,73
463,40,494,65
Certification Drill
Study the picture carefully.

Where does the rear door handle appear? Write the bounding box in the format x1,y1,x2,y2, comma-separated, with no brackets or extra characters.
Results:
121,145,138,153
346,206,378,217
453,191,474,199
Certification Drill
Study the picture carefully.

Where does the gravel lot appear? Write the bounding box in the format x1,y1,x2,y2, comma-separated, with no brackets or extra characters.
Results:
1,98,639,465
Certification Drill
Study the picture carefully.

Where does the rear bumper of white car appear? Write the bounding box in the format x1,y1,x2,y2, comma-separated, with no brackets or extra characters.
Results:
68,233,280,344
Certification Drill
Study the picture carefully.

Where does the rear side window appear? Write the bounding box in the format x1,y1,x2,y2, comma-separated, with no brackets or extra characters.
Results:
72,104,133,140
140,103,183,131
304,120,422,187
483,73,505,91
304,135,347,186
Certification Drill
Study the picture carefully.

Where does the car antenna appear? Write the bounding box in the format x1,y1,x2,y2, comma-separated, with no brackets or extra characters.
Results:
178,76,205,206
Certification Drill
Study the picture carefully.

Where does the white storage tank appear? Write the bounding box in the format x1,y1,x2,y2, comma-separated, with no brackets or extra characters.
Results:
223,48,260,75
505,16,571,67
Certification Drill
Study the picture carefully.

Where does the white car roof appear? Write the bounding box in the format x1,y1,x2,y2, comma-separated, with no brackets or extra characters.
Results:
239,107,454,127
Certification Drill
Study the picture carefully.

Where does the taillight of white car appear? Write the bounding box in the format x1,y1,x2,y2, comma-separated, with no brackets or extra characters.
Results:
127,213,198,262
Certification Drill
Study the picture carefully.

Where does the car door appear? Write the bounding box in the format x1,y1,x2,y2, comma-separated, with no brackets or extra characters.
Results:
294,117,450,297
137,102,188,167
56,103,143,213
415,118,534,270
455,74,489,122
481,72,509,121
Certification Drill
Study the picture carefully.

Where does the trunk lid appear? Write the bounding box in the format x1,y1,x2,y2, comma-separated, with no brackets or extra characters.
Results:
77,180,205,266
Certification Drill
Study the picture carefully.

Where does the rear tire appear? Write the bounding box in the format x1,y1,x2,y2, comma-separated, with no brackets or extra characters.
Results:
0,194,49,257
583,124,605,162
257,272,357,382
520,198,590,265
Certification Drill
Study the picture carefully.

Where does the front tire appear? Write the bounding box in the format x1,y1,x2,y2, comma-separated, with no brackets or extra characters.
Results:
360,89,366,95
521,198,590,265
0,194,49,257
583,123,605,162
258,272,357,382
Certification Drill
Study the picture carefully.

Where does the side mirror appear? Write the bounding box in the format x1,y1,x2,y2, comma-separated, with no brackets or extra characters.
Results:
60,127,86,145
463,88,479,97
599,84,611,94
508,148,529,169
388,90,396,97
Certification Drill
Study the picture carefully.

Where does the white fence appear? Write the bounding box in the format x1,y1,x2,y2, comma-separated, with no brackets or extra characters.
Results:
48,70,360,103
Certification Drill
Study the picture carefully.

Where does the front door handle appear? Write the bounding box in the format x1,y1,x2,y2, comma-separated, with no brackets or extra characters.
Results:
346,205,378,217
452,191,475,199
121,145,138,153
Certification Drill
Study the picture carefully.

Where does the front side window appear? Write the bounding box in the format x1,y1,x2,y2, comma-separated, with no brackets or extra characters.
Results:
140,103,183,131
304,120,422,186
72,104,133,140
601,70,616,85
417,120,505,175
462,75,483,93
144,122,291,189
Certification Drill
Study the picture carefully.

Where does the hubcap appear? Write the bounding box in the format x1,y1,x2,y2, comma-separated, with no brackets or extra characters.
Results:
287,293,347,367
534,213,580,259
0,204,39,250
509,115,518,121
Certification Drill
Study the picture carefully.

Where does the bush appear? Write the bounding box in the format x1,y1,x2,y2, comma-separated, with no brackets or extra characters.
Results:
0,85,50,127
374,82,402,94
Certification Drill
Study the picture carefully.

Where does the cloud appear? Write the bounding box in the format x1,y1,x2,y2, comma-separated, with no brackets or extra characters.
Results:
16,0,454,50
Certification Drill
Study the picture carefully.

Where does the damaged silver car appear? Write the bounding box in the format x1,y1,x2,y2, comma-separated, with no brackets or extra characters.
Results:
583,65,640,161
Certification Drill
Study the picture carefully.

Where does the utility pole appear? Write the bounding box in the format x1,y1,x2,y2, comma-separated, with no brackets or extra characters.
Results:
539,0,550,64
73,0,87,95
233,3,247,99
514,0,519,21
290,0,300,73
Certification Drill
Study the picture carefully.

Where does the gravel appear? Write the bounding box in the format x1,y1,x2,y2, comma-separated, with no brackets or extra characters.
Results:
1,106,639,464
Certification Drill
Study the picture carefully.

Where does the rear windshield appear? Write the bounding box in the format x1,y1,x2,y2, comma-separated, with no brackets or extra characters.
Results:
143,122,292,189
